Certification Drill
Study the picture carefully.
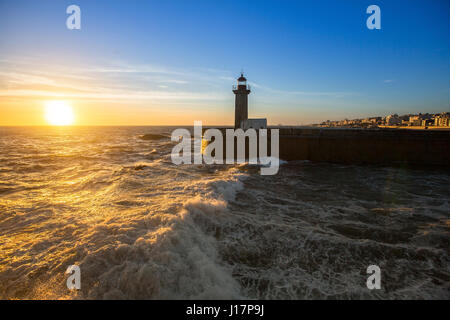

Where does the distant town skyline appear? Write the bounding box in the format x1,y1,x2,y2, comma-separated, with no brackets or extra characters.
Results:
313,111,450,128
1,0,449,126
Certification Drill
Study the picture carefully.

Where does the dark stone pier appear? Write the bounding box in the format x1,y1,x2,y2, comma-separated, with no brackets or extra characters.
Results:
203,127,450,167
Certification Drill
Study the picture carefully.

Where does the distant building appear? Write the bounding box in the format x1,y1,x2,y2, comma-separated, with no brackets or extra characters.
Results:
421,119,433,127
409,113,433,126
386,114,400,125
232,73,266,129
370,117,382,123
409,116,419,126
241,118,267,130
435,113,450,127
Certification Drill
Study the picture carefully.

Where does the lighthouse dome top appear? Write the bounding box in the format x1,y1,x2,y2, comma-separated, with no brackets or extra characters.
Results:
232,72,251,93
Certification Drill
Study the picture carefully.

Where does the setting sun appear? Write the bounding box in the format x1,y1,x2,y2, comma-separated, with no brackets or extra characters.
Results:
45,101,75,126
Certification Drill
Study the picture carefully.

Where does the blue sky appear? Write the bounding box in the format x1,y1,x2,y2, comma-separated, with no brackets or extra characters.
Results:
0,0,449,125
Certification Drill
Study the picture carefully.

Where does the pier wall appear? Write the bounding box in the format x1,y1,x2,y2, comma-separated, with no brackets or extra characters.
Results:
202,128,450,166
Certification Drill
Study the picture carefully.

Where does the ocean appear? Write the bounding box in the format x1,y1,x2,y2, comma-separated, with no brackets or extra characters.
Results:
0,126,449,299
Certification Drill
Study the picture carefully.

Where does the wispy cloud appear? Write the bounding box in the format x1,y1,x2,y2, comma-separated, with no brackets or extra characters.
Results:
248,81,356,98
0,58,230,101
219,76,234,81
0,89,225,101
157,79,189,84
384,79,395,83
0,57,357,103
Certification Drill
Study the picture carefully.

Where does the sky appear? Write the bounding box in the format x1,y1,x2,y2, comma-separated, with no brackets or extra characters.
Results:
0,0,449,126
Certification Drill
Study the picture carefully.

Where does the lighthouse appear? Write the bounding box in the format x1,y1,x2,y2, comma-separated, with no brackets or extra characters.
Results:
233,73,251,129
232,73,267,130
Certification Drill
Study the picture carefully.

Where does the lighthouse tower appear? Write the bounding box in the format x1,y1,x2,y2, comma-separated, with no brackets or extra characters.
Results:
233,73,251,129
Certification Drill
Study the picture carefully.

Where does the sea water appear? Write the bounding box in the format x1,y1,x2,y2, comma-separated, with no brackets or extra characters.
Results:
0,126,448,299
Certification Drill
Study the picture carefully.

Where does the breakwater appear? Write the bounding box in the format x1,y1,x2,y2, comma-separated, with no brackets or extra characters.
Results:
202,127,450,166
